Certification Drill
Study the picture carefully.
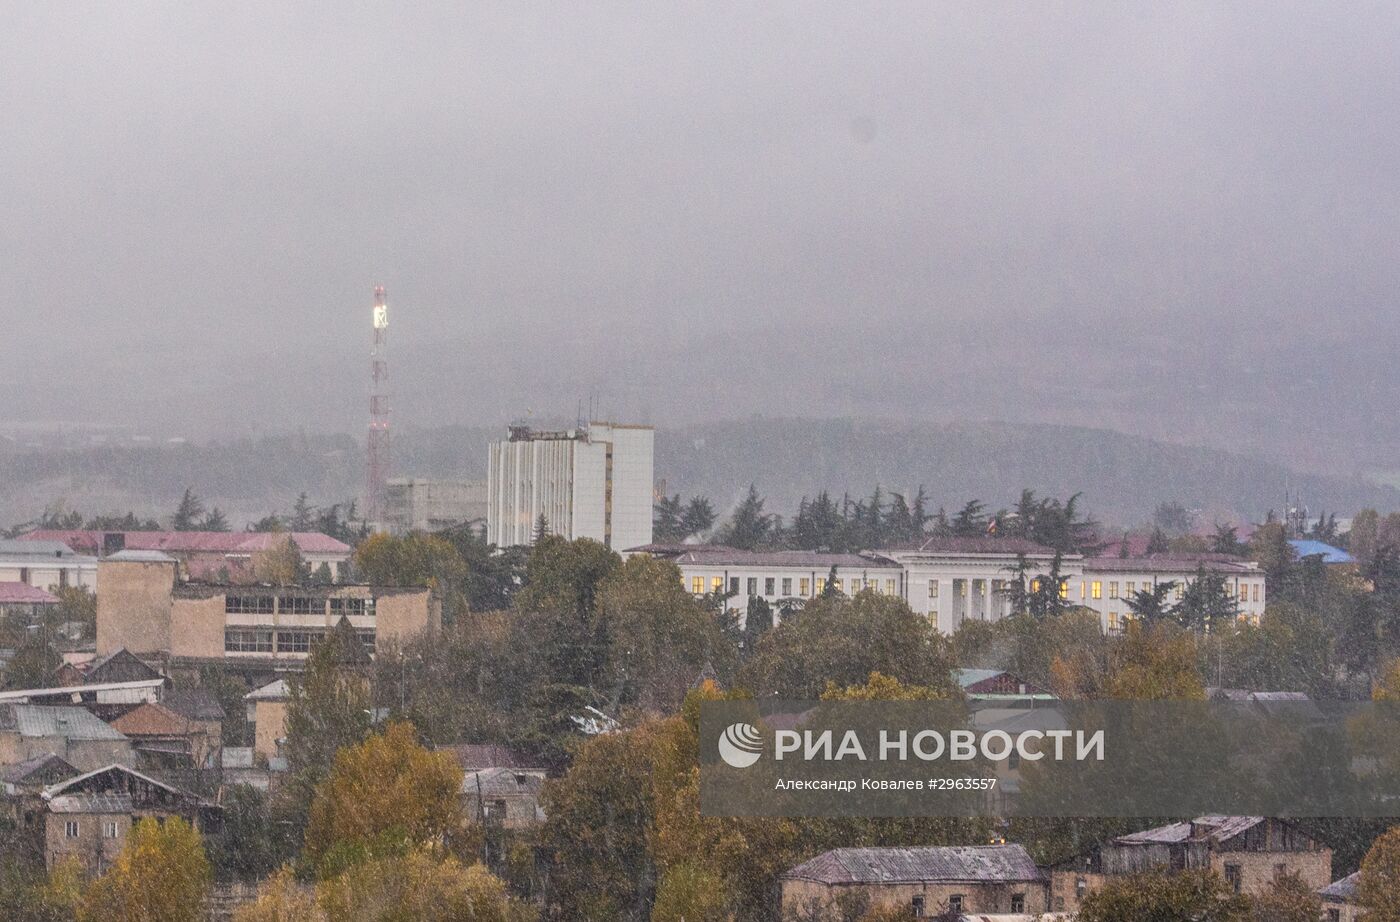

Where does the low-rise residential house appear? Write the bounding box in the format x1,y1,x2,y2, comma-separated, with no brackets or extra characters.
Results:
0,540,98,592
2,753,79,823
462,767,544,829
1050,816,1332,913
0,678,168,711
21,530,353,584
955,669,1056,704
40,763,216,874
110,701,222,772
0,581,60,625
779,845,1049,918
0,705,134,772
245,679,290,765
441,743,546,778
1319,872,1361,922
84,648,162,685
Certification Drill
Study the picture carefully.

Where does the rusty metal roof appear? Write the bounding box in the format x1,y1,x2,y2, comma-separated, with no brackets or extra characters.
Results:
0,582,60,604
781,845,1043,884
668,548,900,569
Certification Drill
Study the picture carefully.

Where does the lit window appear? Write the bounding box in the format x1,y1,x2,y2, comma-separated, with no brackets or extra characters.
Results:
1080,581,1086,599
928,579,940,599
1126,581,1136,594
816,578,826,594
886,579,896,594
691,576,703,594
711,577,723,592
1090,581,1102,600
833,579,843,593
799,578,810,596
1108,582,1118,599
1108,612,1119,632
1175,584,1185,601
1030,579,1041,593
1059,581,1069,599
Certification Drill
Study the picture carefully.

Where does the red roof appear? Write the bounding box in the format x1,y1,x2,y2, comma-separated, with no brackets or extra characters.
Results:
23,530,350,556
0,582,59,604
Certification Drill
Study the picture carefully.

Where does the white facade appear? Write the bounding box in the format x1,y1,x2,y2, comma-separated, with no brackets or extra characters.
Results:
0,540,97,592
649,538,1266,636
384,478,488,534
487,422,654,551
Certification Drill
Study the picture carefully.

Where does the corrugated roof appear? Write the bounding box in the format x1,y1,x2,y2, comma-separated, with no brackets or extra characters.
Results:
881,536,1062,557
669,548,899,569
244,679,290,702
0,582,60,604
24,530,351,556
110,703,195,738
442,743,540,771
462,767,544,797
0,752,78,784
1319,871,1359,901
0,539,88,560
1116,816,1266,846
161,688,226,721
1084,555,1258,575
0,705,127,740
781,845,1043,885
48,792,133,814
1288,540,1355,565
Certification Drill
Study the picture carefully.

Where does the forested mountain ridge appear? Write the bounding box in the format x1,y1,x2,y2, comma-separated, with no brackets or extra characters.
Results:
1,418,1394,530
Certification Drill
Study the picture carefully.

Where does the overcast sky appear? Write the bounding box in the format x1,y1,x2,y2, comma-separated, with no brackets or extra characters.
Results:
5,3,1399,458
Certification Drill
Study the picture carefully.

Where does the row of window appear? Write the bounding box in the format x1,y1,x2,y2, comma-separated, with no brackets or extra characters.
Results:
910,894,1025,916
688,575,899,599
65,820,120,839
225,595,375,616
224,628,376,654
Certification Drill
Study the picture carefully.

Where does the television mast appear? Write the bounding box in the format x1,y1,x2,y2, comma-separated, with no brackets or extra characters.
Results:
367,285,391,529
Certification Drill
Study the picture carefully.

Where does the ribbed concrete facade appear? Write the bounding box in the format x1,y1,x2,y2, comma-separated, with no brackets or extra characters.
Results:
486,422,654,550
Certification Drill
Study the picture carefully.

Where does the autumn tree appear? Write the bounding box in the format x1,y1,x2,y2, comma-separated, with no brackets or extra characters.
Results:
353,532,465,615
595,554,736,711
253,535,309,585
1250,872,1321,922
1358,825,1400,921
81,817,211,922
1103,621,1206,700
1076,869,1251,922
282,619,373,833
318,851,534,922
740,592,959,698
304,721,462,874
232,868,323,922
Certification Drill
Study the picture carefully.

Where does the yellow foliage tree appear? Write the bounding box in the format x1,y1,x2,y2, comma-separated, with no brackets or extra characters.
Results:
303,721,463,873
253,535,308,585
81,816,211,922
1358,825,1400,921
233,869,324,922
820,670,952,701
317,851,534,922
1103,621,1205,700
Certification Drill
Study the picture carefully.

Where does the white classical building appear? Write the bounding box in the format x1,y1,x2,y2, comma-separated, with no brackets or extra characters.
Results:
636,537,1266,635
487,422,654,551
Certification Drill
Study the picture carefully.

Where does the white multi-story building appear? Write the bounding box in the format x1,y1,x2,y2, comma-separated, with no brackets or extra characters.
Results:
0,540,98,592
383,478,488,535
487,422,654,551
638,537,1266,634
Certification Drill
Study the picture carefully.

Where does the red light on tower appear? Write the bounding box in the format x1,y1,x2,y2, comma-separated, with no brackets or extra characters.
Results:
367,285,391,528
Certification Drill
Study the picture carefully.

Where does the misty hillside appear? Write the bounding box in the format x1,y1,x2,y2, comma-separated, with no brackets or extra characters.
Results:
2,419,1395,532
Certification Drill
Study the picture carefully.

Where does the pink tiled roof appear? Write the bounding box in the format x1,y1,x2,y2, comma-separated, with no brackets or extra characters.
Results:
0,582,59,604
23,530,350,556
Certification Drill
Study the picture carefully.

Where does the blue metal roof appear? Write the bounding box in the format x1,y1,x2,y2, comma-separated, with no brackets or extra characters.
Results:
1288,539,1355,564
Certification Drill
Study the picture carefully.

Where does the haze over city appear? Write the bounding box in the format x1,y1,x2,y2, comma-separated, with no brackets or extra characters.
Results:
6,2,1400,481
